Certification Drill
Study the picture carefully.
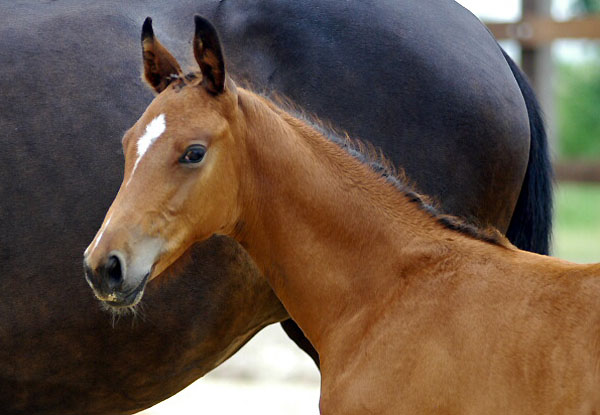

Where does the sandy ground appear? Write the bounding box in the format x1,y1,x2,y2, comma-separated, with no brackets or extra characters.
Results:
136,325,321,415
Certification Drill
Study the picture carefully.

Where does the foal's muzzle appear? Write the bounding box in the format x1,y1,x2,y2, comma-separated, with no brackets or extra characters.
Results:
83,253,148,307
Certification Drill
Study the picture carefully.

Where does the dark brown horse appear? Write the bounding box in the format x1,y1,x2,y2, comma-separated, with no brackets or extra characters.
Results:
85,18,598,413
2,1,551,414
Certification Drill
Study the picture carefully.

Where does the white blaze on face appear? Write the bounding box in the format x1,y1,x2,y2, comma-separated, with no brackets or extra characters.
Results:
85,215,112,256
126,113,166,186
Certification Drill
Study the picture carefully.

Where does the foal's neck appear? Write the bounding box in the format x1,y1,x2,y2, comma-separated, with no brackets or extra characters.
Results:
235,89,485,351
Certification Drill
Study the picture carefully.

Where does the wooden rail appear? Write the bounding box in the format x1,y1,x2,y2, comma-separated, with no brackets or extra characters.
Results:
555,161,600,183
486,15,600,47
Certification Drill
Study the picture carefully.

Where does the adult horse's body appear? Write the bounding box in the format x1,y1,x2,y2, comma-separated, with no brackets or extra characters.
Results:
2,1,550,414
85,18,598,413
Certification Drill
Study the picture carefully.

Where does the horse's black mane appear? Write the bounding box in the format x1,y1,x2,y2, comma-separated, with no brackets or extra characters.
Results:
173,75,508,248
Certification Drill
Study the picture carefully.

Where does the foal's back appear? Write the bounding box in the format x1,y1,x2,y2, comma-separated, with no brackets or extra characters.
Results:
321,244,600,414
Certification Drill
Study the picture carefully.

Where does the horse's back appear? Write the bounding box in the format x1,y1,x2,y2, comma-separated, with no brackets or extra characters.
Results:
320,250,600,414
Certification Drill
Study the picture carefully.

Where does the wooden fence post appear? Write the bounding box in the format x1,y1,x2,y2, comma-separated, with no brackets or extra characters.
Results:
521,0,557,152
485,7,600,182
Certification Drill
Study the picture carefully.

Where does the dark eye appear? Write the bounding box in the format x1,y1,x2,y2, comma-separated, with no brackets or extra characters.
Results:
179,144,206,165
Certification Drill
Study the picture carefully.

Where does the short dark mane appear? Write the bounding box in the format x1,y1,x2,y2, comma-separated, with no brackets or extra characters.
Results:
266,93,510,249
167,72,200,91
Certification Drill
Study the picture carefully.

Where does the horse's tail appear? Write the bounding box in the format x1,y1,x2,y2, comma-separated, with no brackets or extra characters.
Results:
502,48,554,255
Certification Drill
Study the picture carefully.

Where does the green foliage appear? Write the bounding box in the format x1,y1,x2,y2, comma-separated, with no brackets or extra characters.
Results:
571,0,600,14
553,183,600,262
556,60,600,159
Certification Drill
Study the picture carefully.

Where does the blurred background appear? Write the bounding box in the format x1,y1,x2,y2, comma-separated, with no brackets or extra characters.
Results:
138,1,600,413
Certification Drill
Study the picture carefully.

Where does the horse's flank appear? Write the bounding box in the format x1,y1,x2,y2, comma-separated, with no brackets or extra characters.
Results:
234,87,600,413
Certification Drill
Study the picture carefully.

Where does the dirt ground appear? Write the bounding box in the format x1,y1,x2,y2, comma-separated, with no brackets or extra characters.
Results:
137,325,321,414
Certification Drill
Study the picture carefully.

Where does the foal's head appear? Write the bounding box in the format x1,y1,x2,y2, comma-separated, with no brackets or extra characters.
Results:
84,17,243,307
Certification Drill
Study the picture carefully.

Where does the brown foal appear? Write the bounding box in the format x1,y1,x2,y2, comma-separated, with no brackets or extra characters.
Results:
84,17,600,414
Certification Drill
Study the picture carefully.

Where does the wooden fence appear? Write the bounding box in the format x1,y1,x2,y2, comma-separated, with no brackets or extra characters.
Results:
487,15,600,47
485,5,600,182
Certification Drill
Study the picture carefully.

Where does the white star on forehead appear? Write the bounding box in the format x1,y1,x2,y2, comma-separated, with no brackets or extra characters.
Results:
137,114,166,158
126,114,166,186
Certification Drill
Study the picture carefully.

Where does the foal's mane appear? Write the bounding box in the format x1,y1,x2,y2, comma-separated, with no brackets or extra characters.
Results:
265,93,511,249
174,74,510,248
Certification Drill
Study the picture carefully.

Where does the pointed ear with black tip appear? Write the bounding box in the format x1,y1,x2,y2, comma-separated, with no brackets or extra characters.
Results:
141,17,183,93
193,15,226,95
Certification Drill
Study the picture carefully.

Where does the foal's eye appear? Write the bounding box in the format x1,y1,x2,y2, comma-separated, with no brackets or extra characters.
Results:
179,145,207,165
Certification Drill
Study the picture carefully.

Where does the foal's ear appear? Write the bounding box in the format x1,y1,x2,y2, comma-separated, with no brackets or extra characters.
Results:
141,17,183,93
193,15,226,95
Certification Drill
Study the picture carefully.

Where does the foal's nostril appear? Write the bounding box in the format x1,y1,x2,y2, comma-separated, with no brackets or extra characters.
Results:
105,254,124,290
83,260,96,285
